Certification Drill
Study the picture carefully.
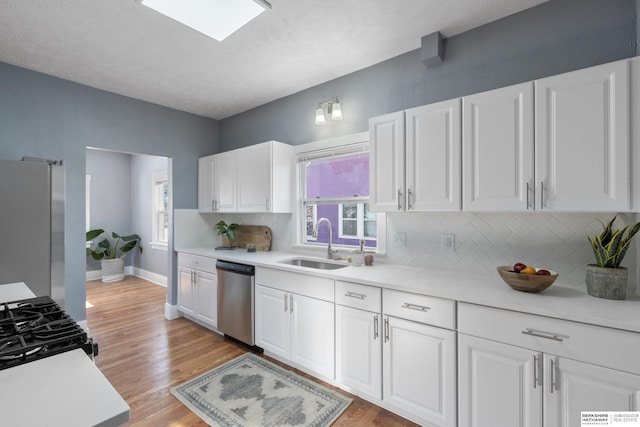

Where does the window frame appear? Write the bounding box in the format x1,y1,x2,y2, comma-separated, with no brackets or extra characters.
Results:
293,132,386,255
151,169,169,251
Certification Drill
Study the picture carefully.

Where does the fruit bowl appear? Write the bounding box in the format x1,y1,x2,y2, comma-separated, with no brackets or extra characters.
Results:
496,266,558,293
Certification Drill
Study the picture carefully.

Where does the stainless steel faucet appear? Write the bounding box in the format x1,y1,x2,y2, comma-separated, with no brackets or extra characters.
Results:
313,217,337,259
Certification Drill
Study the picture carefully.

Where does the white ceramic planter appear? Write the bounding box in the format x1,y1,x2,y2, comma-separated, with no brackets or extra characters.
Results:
101,258,125,283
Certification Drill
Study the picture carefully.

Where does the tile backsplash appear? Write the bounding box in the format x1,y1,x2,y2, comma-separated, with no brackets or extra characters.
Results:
174,209,640,295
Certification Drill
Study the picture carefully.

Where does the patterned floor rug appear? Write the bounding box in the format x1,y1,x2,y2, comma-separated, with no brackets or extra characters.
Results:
170,353,352,427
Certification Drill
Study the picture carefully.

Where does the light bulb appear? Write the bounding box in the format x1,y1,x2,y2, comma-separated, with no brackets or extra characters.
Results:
315,107,326,125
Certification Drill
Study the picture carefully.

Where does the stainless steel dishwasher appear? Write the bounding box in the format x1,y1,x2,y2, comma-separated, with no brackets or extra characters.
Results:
216,260,256,346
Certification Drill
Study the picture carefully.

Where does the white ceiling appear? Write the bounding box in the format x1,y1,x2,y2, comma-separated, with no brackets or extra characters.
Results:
0,0,547,120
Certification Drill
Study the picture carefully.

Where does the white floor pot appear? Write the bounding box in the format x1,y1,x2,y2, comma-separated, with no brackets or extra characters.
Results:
101,258,125,283
585,264,627,300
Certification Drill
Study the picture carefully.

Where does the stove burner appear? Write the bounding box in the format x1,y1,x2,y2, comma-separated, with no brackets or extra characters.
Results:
0,296,96,370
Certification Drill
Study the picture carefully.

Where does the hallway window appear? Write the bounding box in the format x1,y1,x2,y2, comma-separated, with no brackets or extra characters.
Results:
152,170,168,250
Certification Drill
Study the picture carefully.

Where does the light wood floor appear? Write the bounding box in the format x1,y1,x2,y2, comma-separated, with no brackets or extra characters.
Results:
86,276,419,427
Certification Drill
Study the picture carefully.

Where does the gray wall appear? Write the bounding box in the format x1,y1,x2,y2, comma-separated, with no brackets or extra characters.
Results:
131,153,169,278
85,149,132,272
0,62,219,321
219,0,637,149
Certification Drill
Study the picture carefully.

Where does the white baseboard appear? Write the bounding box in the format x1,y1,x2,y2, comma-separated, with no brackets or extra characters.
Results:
165,303,181,320
86,267,167,286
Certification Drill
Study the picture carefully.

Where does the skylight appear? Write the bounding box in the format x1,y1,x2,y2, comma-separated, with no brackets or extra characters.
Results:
140,0,270,42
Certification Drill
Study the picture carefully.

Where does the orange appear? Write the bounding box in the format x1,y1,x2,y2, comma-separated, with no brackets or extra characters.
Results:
520,266,536,275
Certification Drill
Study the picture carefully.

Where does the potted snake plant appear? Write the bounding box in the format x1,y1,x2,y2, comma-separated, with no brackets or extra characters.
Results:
586,216,640,300
86,229,143,283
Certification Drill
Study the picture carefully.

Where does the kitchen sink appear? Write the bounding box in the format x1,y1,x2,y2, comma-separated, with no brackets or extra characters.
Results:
278,258,347,270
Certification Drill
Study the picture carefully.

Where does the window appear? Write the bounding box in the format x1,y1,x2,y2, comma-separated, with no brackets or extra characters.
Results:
151,170,169,250
296,133,385,253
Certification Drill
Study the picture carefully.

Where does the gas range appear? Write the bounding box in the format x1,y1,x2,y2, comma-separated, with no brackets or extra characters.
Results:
0,296,97,371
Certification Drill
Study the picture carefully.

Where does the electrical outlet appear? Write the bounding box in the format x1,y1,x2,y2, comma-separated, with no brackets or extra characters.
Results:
392,232,406,248
442,233,455,253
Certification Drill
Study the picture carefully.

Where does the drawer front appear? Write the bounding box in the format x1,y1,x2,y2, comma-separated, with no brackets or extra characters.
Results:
256,267,334,302
177,253,217,273
335,281,381,312
383,289,456,330
458,302,640,375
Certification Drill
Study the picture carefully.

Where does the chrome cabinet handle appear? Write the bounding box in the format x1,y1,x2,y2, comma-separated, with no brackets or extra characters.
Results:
397,189,402,211
289,294,294,313
384,317,390,342
284,294,288,312
540,181,544,210
402,303,430,312
344,291,366,300
526,182,531,209
211,200,214,211
549,357,556,393
266,196,270,211
374,314,379,340
408,188,413,210
522,328,569,342
532,354,540,388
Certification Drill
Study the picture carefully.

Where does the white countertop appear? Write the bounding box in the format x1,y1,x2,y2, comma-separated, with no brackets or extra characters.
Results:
179,248,640,334
0,282,130,427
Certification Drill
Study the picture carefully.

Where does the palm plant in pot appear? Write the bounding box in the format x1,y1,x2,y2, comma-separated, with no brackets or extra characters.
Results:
215,221,238,248
586,216,640,300
86,229,143,283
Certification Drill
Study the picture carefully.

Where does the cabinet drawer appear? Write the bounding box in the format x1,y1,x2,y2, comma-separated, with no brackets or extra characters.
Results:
256,267,334,302
459,302,640,375
335,281,381,312
177,253,217,273
383,289,456,330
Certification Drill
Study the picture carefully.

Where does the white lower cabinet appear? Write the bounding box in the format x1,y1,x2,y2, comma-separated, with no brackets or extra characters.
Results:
383,289,457,427
458,302,640,427
255,280,334,380
335,281,383,401
177,253,217,328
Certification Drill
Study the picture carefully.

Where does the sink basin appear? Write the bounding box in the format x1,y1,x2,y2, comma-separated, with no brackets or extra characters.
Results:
278,258,347,270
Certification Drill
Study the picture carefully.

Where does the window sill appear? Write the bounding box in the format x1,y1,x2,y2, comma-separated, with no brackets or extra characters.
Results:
150,242,168,251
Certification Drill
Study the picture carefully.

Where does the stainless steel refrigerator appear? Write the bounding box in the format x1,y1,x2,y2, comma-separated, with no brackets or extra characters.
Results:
0,158,65,305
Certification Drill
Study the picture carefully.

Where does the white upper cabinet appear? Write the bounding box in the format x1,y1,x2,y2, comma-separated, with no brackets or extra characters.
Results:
463,60,629,211
369,111,406,212
198,140,293,213
406,100,462,211
369,99,462,212
463,82,534,211
536,60,629,211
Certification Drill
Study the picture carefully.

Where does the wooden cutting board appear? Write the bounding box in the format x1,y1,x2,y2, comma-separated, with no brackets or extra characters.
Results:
234,225,272,251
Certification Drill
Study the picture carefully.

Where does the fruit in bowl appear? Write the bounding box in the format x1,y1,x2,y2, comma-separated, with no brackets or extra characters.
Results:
497,264,558,293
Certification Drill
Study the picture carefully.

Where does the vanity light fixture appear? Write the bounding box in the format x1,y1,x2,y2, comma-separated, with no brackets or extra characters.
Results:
314,97,342,125
138,0,271,42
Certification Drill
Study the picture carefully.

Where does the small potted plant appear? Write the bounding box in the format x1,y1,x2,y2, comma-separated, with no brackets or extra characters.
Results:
86,229,143,283
215,221,239,248
586,216,640,300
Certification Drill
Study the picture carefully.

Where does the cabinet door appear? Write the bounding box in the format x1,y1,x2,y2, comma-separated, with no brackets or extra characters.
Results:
237,142,270,212
213,151,237,212
255,285,290,359
406,99,462,211
544,355,640,427
458,334,542,427
536,60,629,211
177,267,195,317
369,111,406,212
335,305,382,400
194,270,217,327
291,294,335,379
383,316,457,427
463,82,534,211
198,156,215,213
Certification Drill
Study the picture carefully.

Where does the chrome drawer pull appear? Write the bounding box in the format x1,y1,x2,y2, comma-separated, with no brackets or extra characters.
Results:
402,303,430,312
549,358,556,393
521,328,569,342
344,291,366,300
384,317,390,342
374,314,379,340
